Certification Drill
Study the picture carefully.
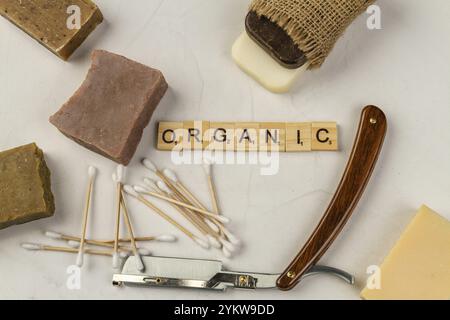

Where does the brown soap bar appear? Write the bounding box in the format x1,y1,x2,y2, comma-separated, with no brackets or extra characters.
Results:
245,11,307,69
50,50,168,165
0,143,55,230
0,0,103,60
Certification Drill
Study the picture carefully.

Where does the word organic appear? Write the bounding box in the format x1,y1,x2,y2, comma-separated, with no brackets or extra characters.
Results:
157,121,338,152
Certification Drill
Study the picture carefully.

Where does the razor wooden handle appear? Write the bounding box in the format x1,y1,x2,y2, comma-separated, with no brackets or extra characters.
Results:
277,105,387,291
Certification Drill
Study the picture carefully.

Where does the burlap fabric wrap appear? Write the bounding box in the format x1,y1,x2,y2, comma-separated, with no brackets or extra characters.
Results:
250,0,375,69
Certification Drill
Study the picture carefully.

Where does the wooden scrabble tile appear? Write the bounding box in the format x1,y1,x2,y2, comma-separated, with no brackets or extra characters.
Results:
183,121,210,150
235,122,259,151
259,122,286,152
157,120,339,153
157,122,183,151
285,122,312,152
208,122,235,151
311,122,338,151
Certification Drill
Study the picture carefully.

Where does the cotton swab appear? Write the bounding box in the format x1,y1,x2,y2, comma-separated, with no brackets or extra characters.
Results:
143,160,219,225
45,231,176,244
23,243,112,257
23,243,131,259
66,240,153,255
141,159,238,252
200,209,239,250
142,160,200,221
142,159,190,202
203,217,241,246
204,219,220,233
155,180,172,194
120,192,145,272
203,161,220,215
164,172,240,251
123,185,209,250
126,184,211,250
206,235,222,249
105,234,177,243
143,177,158,190
220,227,241,246
162,168,229,230
151,187,221,247
162,168,207,209
162,168,178,183
44,231,66,240
133,185,229,224
76,166,96,267
142,158,158,173
66,240,152,256
47,232,114,248
112,165,124,269
142,158,166,181
220,238,236,253
153,234,177,242
195,202,240,246
150,181,224,247
153,180,222,233
204,218,240,246
113,165,145,271
222,246,232,258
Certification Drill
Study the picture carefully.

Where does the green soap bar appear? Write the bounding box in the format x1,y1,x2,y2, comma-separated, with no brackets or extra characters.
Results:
0,143,55,230
0,0,103,60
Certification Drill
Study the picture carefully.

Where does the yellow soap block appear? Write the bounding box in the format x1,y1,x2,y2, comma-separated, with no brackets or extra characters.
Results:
361,205,450,300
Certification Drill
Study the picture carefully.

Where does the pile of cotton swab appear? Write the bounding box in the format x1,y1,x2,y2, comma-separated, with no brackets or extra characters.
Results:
21,165,177,266
22,158,238,265
123,185,209,250
130,158,240,258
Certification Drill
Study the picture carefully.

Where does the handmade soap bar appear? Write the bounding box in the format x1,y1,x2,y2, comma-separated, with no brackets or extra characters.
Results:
0,0,103,60
361,205,450,300
50,50,168,165
0,143,55,230
232,32,308,94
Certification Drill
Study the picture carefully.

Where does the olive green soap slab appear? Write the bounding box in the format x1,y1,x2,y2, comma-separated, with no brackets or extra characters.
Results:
0,143,55,230
0,0,103,60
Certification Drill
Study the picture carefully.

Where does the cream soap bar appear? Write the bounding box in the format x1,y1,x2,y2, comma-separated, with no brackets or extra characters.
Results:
361,205,450,300
232,32,308,94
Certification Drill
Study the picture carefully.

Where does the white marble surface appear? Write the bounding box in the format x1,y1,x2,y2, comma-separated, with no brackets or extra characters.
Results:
0,0,449,300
